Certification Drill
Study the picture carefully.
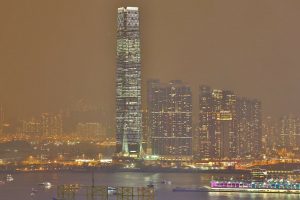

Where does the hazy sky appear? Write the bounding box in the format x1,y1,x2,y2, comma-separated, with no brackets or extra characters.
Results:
0,0,300,119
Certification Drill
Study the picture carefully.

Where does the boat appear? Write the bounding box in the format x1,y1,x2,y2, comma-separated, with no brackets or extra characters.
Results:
207,168,300,193
173,179,300,194
208,178,300,193
39,182,52,189
147,181,155,188
108,186,117,195
161,180,172,185
32,188,38,193
174,168,300,194
30,188,38,196
6,174,14,182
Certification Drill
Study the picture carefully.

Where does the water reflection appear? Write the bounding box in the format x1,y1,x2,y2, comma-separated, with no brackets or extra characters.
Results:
0,172,299,200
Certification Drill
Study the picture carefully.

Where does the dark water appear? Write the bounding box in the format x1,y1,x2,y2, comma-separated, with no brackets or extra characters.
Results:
0,172,299,200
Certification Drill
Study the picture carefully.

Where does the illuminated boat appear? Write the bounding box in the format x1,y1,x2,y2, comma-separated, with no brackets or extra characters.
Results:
39,182,52,189
174,168,300,194
209,179,300,193
6,174,14,182
108,186,117,195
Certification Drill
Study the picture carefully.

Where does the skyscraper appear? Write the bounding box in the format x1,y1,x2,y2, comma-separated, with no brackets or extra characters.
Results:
22,118,41,136
116,7,142,156
198,86,262,160
196,85,212,159
41,113,63,136
236,98,262,159
279,114,299,150
198,86,237,159
262,116,278,155
148,80,193,156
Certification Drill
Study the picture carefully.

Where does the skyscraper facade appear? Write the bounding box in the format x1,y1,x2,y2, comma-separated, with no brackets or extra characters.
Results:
116,7,142,155
279,114,300,150
262,116,278,155
197,86,262,160
236,98,262,159
148,80,193,156
22,118,41,136
196,85,212,158
198,86,237,159
41,113,63,136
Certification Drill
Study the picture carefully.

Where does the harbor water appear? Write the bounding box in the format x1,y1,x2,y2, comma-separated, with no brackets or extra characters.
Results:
0,172,299,200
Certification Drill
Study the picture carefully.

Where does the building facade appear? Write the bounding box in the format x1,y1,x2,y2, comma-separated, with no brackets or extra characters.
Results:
197,85,262,160
148,80,192,156
116,7,142,155
236,98,262,159
279,115,300,150
262,116,278,155
22,119,41,135
41,113,63,136
198,86,237,159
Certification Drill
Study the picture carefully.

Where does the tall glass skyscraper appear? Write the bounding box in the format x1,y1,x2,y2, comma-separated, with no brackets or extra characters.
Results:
116,7,142,156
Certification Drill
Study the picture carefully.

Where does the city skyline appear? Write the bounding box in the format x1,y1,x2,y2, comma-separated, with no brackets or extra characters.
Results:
1,0,300,120
1,2,300,200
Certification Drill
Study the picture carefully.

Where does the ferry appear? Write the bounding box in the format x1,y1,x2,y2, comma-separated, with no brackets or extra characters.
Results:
161,179,172,185
173,180,300,194
6,174,14,182
174,169,300,194
30,188,38,196
147,181,155,188
210,178,300,193
108,186,117,195
39,182,52,189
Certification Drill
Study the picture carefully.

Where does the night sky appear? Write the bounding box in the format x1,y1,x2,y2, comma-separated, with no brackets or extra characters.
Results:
0,0,300,120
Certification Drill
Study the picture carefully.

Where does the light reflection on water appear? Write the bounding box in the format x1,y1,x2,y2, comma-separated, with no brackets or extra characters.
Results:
0,172,299,200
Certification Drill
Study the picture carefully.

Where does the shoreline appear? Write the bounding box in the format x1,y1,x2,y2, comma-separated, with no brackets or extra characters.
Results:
0,168,250,174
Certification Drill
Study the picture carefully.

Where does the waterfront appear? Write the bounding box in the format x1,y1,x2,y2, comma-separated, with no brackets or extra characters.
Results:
0,172,300,200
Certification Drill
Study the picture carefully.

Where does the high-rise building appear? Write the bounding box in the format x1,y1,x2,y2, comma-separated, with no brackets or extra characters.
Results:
41,113,63,136
116,7,142,156
141,109,150,153
148,80,193,156
197,86,262,160
22,118,41,135
279,114,299,150
198,86,237,159
262,116,278,155
196,85,212,159
236,98,262,159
